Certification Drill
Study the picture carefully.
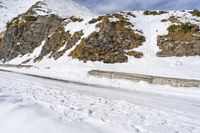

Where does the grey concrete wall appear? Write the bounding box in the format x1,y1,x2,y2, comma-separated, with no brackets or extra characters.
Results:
88,70,200,88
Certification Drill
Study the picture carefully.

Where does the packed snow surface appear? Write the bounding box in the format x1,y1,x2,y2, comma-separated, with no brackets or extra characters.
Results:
0,70,200,133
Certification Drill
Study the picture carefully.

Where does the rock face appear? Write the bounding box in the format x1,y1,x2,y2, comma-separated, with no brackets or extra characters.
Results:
0,5,64,62
0,15,63,62
33,16,84,62
0,11,146,64
34,23,83,62
69,13,145,63
157,22,200,57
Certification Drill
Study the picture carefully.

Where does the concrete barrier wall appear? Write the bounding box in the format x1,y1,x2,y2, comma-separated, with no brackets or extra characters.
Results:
88,70,200,88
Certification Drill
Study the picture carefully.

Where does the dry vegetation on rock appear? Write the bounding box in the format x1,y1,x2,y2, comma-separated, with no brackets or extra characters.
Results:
190,9,200,17
157,22,200,57
34,26,83,62
0,2,63,62
144,10,167,15
70,13,145,63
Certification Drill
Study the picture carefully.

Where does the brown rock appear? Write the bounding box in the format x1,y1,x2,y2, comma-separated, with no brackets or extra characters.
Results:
69,13,145,63
0,12,64,62
157,22,200,57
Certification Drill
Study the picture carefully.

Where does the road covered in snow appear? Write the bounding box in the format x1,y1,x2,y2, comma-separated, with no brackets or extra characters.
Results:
0,70,200,133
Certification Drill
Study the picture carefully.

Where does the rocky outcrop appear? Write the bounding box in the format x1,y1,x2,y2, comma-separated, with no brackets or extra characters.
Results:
1,8,145,64
190,9,200,17
69,13,145,63
34,16,84,61
34,26,83,62
0,14,63,62
34,12,145,63
161,16,181,23
0,2,64,62
157,22,200,57
143,10,167,15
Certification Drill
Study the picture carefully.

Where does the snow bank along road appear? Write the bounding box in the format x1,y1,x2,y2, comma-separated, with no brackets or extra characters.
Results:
0,70,200,133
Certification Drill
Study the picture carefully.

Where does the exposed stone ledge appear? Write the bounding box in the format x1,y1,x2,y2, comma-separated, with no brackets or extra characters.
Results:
88,70,200,88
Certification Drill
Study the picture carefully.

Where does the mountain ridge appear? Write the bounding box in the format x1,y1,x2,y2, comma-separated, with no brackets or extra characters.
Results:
0,0,94,31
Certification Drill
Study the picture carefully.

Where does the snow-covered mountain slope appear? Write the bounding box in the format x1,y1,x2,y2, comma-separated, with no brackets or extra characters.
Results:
0,0,39,31
1,10,199,81
0,1,200,85
0,0,94,32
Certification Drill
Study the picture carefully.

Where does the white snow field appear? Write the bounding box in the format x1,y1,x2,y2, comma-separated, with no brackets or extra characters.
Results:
0,70,200,133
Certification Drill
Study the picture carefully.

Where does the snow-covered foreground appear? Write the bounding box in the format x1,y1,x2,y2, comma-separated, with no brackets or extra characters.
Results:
0,102,102,133
0,70,200,133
